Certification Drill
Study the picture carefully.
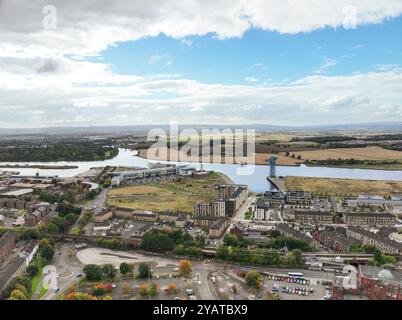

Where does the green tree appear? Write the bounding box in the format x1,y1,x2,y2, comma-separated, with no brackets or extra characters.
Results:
83,264,103,281
45,223,60,234
9,289,27,300
40,244,55,263
102,264,117,279
245,270,264,291
140,231,175,253
27,262,40,277
119,262,133,276
3,275,31,298
19,228,40,240
138,263,151,279
65,213,78,226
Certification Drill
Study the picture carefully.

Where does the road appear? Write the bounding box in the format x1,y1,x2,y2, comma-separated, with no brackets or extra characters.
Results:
84,187,109,214
232,195,256,222
39,243,84,300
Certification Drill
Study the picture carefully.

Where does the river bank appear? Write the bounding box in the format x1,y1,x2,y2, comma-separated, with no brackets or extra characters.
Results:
0,164,79,170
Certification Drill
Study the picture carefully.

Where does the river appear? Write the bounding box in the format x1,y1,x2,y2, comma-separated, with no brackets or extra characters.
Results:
2,148,402,192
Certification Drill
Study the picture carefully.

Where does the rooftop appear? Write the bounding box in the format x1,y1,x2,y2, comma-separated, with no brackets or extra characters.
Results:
0,189,33,197
360,265,402,286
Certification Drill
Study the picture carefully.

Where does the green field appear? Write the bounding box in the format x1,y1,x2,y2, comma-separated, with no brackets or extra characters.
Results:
107,173,225,213
285,176,402,196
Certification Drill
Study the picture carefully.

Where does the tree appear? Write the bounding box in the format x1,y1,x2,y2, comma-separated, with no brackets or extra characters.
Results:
15,284,29,297
122,283,132,296
139,283,149,296
39,238,51,248
45,223,59,234
102,264,117,279
9,289,27,300
64,292,97,300
19,228,40,240
65,213,78,226
83,264,103,281
149,283,158,296
119,262,133,276
245,270,264,291
27,262,40,277
3,275,31,298
165,283,177,295
138,263,151,279
270,230,281,238
291,249,303,265
92,284,106,296
179,260,192,278
140,231,175,253
40,244,55,263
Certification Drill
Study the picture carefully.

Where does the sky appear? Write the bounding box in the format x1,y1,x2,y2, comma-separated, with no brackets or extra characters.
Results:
1,0,402,128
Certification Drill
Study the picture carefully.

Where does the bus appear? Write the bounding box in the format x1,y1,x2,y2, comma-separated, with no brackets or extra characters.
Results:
288,272,304,278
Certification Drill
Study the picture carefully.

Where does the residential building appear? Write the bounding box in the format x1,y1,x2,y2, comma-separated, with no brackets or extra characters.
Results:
294,211,333,225
347,195,402,208
208,218,229,239
253,199,269,221
346,226,402,255
276,223,314,244
0,231,17,264
359,266,401,300
263,191,285,207
94,210,113,223
131,211,158,222
312,229,360,252
193,216,219,228
193,200,225,217
344,212,395,226
286,190,312,206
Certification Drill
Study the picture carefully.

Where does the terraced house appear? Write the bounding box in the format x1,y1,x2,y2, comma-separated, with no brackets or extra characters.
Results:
346,226,402,255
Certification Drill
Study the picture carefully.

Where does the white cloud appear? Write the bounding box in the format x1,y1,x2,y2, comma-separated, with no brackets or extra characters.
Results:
0,1,402,127
149,54,172,66
375,64,400,71
314,58,337,74
244,76,260,82
1,1,402,57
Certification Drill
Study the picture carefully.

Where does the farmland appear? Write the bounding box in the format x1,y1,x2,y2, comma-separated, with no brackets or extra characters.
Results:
291,146,402,161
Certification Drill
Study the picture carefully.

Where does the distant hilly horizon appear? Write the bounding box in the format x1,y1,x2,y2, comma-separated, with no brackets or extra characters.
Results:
0,121,401,136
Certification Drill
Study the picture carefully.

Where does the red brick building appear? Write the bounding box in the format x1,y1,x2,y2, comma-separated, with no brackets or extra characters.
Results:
0,231,17,264
333,266,402,300
359,266,401,300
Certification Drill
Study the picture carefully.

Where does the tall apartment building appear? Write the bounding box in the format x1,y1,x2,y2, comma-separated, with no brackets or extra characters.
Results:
253,199,269,221
194,184,248,218
214,185,238,200
193,200,225,217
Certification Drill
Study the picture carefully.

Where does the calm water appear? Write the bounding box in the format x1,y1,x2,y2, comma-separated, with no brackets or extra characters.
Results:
2,148,402,192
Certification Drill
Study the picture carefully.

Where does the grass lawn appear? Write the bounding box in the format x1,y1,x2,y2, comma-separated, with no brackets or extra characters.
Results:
30,267,44,298
244,211,252,220
38,286,48,299
108,173,225,213
285,176,402,196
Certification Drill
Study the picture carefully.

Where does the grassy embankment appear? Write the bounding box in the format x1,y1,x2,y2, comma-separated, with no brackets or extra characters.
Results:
285,176,402,196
